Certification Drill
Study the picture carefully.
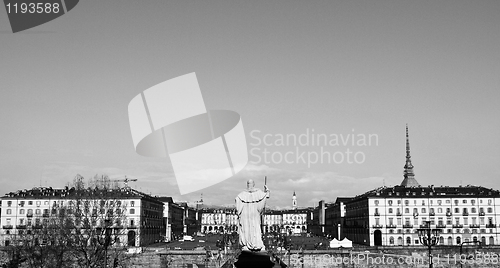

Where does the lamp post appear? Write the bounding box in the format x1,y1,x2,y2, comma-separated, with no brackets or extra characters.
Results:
417,221,442,268
459,241,481,268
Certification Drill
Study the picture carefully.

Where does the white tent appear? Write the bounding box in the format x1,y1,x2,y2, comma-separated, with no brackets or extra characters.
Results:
340,237,352,248
329,237,352,248
329,238,340,248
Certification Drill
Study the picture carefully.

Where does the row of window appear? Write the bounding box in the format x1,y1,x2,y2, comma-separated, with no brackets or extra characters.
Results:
3,217,137,227
375,207,493,214
375,199,494,206
375,216,494,226
385,228,493,234
4,208,136,215
387,236,493,246
4,200,136,207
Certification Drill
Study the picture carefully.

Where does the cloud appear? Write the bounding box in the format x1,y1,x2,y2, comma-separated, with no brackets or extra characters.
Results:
18,161,389,210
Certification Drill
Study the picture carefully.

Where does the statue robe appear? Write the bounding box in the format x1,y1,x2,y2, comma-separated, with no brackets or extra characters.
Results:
235,189,268,250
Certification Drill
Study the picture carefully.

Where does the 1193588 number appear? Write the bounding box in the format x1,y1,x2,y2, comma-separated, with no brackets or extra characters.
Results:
6,3,61,14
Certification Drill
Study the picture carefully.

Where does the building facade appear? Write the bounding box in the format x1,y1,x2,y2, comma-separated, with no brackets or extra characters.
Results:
344,185,500,246
343,127,500,246
158,197,185,241
0,186,164,247
200,208,238,234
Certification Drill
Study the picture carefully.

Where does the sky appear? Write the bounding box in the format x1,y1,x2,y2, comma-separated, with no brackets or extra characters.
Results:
1,0,499,209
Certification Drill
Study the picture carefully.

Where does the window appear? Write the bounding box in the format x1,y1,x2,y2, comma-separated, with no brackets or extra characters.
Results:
19,219,24,225
7,201,12,207
471,208,476,213
130,219,135,226
35,209,41,215
413,208,418,214
422,208,426,213
438,200,442,205
455,200,459,205
480,218,485,225
446,200,451,204
131,201,135,207
6,219,11,225
405,200,409,206
27,209,33,215
480,208,485,213
405,208,409,213
488,207,493,213
430,208,435,214
374,200,379,206
44,201,49,205
6,209,11,215
438,208,443,213
19,209,25,214
36,201,41,207
464,218,468,225
463,208,468,214
130,209,135,214
455,208,459,213
389,237,394,245
463,200,467,204
471,200,475,205
28,201,33,205
388,208,393,213
388,200,393,206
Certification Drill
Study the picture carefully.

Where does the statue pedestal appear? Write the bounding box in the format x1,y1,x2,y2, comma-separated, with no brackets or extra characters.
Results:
234,250,276,268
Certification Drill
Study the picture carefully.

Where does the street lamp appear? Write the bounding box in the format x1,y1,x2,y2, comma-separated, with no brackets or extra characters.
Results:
459,241,481,268
417,221,442,268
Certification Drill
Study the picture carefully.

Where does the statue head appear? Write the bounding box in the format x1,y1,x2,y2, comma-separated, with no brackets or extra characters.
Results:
246,179,255,190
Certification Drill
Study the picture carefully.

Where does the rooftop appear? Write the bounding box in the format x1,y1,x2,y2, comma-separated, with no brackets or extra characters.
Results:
1,186,163,203
352,184,500,201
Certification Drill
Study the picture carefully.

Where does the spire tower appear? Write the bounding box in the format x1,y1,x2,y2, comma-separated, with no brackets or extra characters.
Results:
292,191,297,209
400,125,420,187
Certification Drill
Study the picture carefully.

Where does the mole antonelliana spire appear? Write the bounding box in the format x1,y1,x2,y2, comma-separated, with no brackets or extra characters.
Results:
400,125,420,187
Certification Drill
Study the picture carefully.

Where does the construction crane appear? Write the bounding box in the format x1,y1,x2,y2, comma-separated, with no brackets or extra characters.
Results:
111,176,137,188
